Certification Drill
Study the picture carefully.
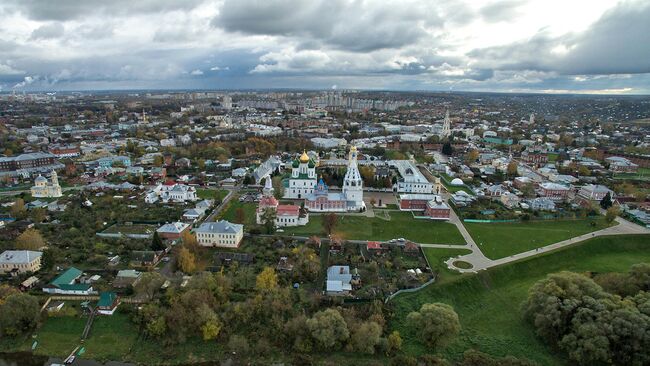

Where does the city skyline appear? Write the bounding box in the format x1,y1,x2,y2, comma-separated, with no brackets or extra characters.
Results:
0,0,649,94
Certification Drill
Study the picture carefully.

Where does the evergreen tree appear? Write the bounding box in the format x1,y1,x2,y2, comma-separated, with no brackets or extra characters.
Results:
151,231,165,251
599,192,613,209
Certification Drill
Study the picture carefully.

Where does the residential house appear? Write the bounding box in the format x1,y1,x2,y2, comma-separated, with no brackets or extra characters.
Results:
42,267,94,295
113,269,142,288
527,198,557,211
500,192,521,209
97,291,120,315
156,222,190,240
326,265,357,295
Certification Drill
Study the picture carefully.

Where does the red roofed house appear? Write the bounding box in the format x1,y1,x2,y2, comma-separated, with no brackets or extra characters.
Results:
256,177,309,227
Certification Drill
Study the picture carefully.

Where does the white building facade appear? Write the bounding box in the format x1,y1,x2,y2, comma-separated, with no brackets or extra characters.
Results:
284,151,317,199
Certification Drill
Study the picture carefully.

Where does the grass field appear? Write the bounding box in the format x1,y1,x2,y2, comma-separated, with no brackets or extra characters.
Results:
284,211,465,244
197,188,229,201
390,234,650,365
217,200,257,227
613,167,650,180
465,218,614,259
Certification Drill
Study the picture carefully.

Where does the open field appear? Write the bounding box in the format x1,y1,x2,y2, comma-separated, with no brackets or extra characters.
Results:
216,200,257,227
465,218,614,259
284,211,465,244
197,188,229,201
613,167,650,180
390,234,650,365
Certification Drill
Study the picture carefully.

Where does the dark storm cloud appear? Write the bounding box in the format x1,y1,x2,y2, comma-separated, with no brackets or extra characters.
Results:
212,0,442,52
560,1,650,75
5,0,204,21
469,0,650,75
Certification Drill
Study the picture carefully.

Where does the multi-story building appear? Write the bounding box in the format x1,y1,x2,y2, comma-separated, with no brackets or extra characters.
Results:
0,152,64,177
0,250,42,274
578,184,613,202
390,160,434,194
424,196,451,220
195,220,244,248
537,182,571,201
48,145,80,158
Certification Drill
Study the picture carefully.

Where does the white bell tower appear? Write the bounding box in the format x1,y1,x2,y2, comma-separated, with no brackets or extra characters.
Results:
342,146,365,211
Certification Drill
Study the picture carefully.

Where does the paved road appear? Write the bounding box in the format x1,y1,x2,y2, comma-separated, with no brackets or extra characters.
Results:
203,190,235,222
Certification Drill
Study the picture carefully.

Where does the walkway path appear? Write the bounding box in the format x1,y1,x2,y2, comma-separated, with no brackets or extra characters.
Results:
444,216,650,273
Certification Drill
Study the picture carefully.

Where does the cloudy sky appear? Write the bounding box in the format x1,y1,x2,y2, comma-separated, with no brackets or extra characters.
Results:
0,0,649,93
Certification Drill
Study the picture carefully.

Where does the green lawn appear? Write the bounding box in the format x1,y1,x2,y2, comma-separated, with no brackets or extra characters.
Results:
31,315,86,357
217,200,257,227
465,218,614,259
197,188,229,201
284,211,465,244
83,314,140,361
390,234,650,365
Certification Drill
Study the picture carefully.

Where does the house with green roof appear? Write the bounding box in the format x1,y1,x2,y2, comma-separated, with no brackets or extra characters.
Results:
42,267,94,295
97,291,120,315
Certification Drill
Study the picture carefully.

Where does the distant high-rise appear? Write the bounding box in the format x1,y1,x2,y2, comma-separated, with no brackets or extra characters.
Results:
222,95,232,110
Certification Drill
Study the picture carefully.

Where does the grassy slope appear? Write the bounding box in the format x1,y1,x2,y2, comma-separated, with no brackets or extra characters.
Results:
390,234,650,365
465,218,613,259
284,211,465,244
422,247,472,283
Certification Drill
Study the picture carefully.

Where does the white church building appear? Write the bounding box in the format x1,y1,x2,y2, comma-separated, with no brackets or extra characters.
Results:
304,146,365,212
31,171,62,198
283,151,318,199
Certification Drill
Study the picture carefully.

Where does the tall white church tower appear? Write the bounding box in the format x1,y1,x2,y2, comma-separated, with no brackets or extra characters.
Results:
441,110,451,138
342,146,365,211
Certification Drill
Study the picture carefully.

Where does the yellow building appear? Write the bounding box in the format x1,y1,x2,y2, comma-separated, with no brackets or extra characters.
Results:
0,250,43,274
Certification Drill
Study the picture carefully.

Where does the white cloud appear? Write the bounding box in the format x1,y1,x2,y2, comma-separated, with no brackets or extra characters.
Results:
0,63,24,75
190,69,204,75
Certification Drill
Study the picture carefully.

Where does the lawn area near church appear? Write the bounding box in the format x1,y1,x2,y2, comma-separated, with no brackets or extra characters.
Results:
283,211,465,244
196,188,229,201
390,234,650,365
216,200,257,227
465,217,614,259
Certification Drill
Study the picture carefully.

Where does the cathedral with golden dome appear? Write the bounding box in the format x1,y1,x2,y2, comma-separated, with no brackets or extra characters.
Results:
283,150,318,199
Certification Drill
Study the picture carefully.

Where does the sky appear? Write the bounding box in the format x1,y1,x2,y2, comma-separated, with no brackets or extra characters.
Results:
0,0,649,94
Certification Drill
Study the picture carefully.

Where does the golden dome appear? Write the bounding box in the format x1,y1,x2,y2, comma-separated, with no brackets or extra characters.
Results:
299,150,310,163
350,146,357,152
